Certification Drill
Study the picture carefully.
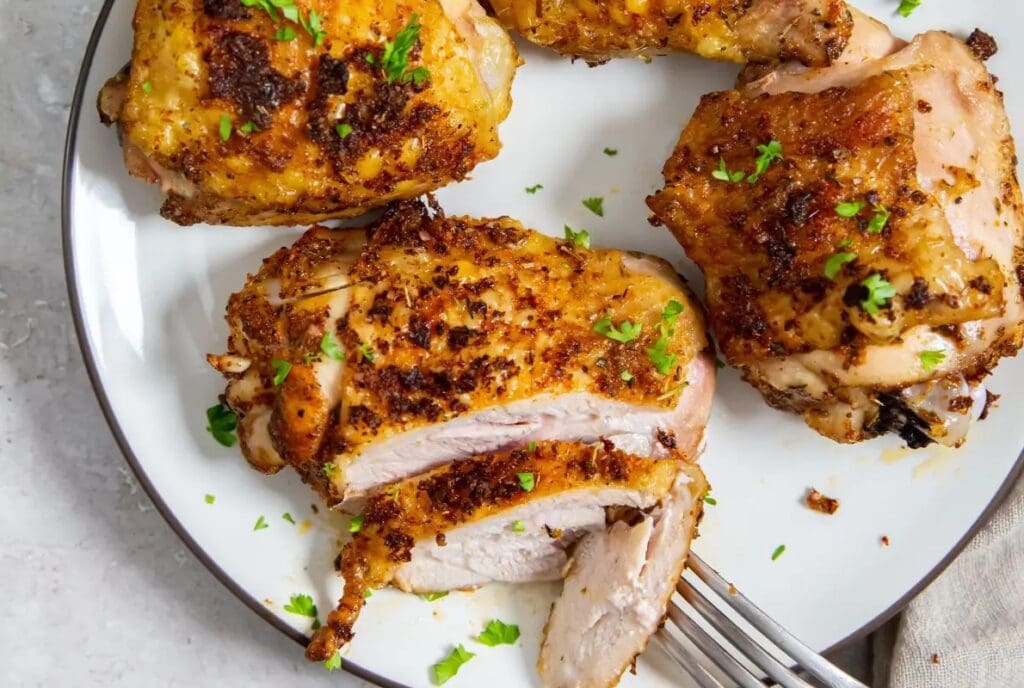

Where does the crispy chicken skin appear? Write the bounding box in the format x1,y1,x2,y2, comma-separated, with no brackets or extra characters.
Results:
649,26,1024,446
485,0,852,66
304,440,705,666
210,200,714,499
97,0,517,226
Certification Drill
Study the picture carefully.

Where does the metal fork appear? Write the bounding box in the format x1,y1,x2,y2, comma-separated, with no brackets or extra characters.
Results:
654,554,868,688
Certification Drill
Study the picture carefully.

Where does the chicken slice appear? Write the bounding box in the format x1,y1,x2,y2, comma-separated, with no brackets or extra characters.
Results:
539,468,704,688
304,440,706,668
97,0,517,226
210,200,715,500
648,25,1024,446
485,0,853,66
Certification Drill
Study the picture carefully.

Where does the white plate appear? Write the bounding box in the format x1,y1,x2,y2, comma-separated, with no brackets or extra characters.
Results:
64,2,1024,686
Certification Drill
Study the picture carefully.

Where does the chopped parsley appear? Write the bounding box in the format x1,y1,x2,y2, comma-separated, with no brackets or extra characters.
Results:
218,115,232,142
270,358,292,386
661,299,684,324
422,591,449,602
284,593,318,619
205,403,238,447
432,645,475,685
747,140,783,184
322,461,338,477
834,201,865,218
582,197,605,217
349,515,364,534
712,158,746,183
363,589,373,599
299,9,327,47
335,123,353,139
141,81,153,94
564,225,591,249
593,316,642,343
320,331,345,360
703,495,717,506
273,25,297,41
282,512,296,524
253,515,268,531
357,342,376,362
646,337,677,375
859,274,897,317
205,494,216,505
897,0,921,17
377,14,430,85
603,147,618,156
239,121,258,134
511,519,526,532
240,0,282,21
525,184,543,194
528,441,538,452
824,250,857,280
620,370,634,382
920,349,946,372
771,544,786,561
867,205,890,234
323,651,342,672
475,619,520,647
517,472,536,492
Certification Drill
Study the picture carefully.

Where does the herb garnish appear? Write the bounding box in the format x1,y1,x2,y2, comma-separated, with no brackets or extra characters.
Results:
349,515,364,534
511,519,526,532
141,81,153,94
274,25,297,41
703,495,717,506
432,645,475,685
206,403,238,447
824,250,857,280
582,197,605,217
323,652,342,672
335,123,353,139
771,544,786,561
422,591,448,602
320,331,345,360
712,158,746,183
218,115,232,141
270,358,291,386
859,274,897,317
920,349,946,372
525,184,543,194
620,370,634,383
282,512,296,524
284,593,318,620
377,14,430,85
517,472,535,492
564,225,591,249
835,201,865,218
253,515,268,531
897,0,921,17
747,140,783,184
604,147,618,156
357,342,376,362
593,316,642,343
867,205,890,234
476,619,520,647
205,494,216,505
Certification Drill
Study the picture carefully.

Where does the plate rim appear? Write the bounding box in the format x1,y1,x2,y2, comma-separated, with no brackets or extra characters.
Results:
61,0,1024,683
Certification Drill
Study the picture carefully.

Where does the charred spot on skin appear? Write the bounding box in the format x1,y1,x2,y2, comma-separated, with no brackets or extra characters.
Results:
965,29,998,62
203,0,250,20
656,429,677,449
206,32,304,129
980,390,1001,420
869,393,934,449
905,277,931,309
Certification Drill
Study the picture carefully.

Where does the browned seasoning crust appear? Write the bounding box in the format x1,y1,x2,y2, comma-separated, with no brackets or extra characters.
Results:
305,440,683,661
805,487,839,515
965,29,998,62
213,200,709,499
97,0,516,226
486,0,853,66
649,71,1005,368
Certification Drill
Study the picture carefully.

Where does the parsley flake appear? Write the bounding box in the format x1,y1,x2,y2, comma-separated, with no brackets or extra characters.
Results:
422,591,449,602
603,147,618,156
528,441,538,452
511,519,526,532
564,225,591,249
377,14,429,85
582,197,605,217
218,115,232,142
335,123,353,139
274,25,297,41
747,140,783,184
349,515,364,534
323,651,342,672
867,205,890,234
432,645,475,685
205,494,216,505
517,472,536,492
824,251,857,280
712,158,746,183
525,184,543,194
141,81,153,94
320,331,345,360
771,544,786,561
357,342,376,362
646,337,677,375
282,512,296,524
834,201,865,218
206,403,238,447
703,495,717,506
920,349,946,372
253,515,268,531
661,299,684,325
270,358,292,386
897,0,921,17
322,461,338,477
300,9,327,47
620,370,634,382
593,316,642,343
476,619,520,647
239,121,259,134
284,593,318,619
859,274,897,317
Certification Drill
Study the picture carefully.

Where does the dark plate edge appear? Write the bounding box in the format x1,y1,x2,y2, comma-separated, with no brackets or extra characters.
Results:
60,2,402,686
60,0,1024,682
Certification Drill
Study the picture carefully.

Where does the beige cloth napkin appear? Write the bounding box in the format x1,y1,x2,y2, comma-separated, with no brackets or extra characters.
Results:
882,474,1024,688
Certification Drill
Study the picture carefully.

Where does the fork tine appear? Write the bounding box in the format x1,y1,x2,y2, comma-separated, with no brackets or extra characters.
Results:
665,601,765,688
678,578,814,688
653,631,725,688
688,554,868,688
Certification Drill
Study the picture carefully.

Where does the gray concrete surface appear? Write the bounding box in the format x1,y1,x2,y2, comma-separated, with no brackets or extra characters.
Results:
0,1,875,685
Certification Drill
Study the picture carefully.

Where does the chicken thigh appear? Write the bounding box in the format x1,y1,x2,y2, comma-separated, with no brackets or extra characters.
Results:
648,23,1024,446
209,200,715,500
485,0,853,66
97,0,517,225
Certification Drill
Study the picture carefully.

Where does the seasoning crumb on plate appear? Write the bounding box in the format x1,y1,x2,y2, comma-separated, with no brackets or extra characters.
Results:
805,488,840,515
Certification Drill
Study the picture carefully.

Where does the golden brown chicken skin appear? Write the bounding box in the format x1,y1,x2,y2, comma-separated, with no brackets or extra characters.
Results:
98,0,517,226
305,440,687,662
485,0,852,66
